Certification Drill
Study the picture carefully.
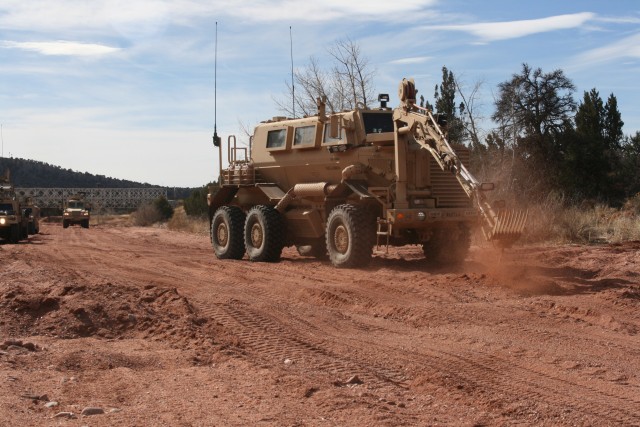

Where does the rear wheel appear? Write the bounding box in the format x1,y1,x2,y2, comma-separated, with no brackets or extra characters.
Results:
244,205,285,262
325,204,375,268
211,206,246,260
422,223,471,265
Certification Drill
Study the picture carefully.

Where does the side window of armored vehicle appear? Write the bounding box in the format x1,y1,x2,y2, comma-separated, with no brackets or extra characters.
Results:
293,125,317,148
322,122,343,145
266,129,287,149
362,112,394,134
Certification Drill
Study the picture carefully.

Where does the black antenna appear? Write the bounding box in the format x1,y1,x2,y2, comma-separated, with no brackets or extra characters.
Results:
213,21,221,147
290,26,295,118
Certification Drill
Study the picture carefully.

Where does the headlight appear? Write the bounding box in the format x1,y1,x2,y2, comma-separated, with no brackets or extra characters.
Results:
417,211,426,221
64,212,70,216
83,212,89,216
0,218,5,225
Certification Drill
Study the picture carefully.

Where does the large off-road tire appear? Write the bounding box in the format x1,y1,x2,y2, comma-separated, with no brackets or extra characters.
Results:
325,204,375,268
422,223,471,265
82,219,90,229
8,224,20,243
28,222,35,235
244,205,285,262
63,220,69,229
211,206,246,260
296,237,328,260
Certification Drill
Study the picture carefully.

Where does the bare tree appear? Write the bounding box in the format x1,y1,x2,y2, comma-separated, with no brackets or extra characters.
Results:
328,38,375,110
274,38,376,117
454,76,484,152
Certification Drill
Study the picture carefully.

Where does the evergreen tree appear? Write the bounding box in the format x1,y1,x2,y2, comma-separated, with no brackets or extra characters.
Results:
433,66,465,144
493,64,576,197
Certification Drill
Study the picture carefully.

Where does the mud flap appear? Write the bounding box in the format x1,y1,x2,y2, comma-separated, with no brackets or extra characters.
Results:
342,180,375,200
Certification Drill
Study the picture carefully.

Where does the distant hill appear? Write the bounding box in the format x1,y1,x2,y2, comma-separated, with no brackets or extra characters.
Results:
0,157,197,199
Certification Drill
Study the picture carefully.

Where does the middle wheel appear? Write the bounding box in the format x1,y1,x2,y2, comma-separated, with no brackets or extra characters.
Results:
325,204,374,268
244,205,285,262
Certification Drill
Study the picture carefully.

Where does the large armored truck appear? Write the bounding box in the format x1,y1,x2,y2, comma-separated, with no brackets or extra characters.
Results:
63,193,91,229
208,78,526,267
0,172,29,243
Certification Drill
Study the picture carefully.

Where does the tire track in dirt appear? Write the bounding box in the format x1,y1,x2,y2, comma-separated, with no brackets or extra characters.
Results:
196,300,410,390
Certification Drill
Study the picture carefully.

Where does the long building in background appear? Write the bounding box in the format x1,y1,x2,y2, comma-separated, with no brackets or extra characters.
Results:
16,188,167,210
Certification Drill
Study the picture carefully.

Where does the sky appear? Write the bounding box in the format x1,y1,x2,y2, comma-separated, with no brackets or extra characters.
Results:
1,0,639,188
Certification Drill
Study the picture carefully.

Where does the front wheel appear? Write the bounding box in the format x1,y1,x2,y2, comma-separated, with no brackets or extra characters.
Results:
63,220,69,229
244,205,285,262
325,204,375,268
9,224,20,243
211,206,246,260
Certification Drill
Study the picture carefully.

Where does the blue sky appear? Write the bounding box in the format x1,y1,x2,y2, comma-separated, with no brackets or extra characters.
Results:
1,1,639,187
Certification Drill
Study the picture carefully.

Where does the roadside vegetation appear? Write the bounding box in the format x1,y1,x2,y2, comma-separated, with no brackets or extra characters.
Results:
131,196,174,226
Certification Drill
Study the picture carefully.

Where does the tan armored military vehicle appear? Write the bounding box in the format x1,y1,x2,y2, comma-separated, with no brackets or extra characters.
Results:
63,193,91,229
0,171,29,243
208,78,526,267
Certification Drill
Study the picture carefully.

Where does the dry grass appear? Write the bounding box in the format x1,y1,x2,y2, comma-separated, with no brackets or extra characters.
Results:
522,193,640,244
167,206,209,236
130,204,164,226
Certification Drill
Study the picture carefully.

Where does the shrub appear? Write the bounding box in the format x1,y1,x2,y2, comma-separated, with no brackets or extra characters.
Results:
131,196,174,226
131,203,163,226
154,196,174,220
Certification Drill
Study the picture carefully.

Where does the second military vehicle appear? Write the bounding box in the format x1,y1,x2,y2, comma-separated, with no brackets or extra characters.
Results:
0,171,29,243
63,193,91,229
208,78,526,267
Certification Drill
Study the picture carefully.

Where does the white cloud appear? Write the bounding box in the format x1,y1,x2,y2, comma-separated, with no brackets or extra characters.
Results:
0,0,439,31
224,0,438,22
389,56,432,65
1,40,120,56
572,32,640,68
430,12,595,42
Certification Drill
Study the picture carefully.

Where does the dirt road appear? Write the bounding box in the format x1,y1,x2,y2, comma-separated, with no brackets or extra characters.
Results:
1,223,639,426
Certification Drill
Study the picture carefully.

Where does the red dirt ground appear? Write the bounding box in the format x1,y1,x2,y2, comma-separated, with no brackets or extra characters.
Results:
1,223,639,426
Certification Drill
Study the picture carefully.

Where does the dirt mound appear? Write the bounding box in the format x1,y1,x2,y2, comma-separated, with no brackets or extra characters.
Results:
0,278,217,352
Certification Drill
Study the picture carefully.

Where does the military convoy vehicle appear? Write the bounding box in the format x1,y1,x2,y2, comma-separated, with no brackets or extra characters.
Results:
0,171,30,243
63,193,91,228
208,78,526,267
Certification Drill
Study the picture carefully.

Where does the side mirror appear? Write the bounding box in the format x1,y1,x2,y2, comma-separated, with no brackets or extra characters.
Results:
213,133,221,147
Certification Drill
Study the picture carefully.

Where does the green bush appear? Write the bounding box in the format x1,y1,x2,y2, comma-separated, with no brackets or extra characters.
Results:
184,183,219,217
154,196,174,220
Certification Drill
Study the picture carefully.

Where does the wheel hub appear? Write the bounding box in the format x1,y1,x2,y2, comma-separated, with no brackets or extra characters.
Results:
251,223,264,248
334,224,349,254
216,223,228,247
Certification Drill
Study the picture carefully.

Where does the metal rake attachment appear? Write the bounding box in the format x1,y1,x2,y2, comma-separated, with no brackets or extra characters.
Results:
483,209,528,247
